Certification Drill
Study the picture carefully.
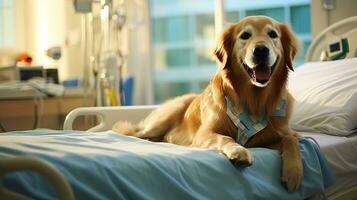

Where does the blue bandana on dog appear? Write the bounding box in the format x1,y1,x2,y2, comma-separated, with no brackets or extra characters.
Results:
225,96,287,145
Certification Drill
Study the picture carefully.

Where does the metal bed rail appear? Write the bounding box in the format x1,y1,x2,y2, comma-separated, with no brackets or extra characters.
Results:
0,156,74,200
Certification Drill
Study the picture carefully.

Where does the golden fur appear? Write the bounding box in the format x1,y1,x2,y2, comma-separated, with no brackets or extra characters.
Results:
113,16,302,191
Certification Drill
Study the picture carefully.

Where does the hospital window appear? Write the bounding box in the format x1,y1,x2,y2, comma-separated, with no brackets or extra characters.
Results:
0,0,14,48
150,0,311,103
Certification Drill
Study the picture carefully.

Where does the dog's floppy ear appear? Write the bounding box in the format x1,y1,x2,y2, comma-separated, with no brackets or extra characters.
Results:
213,26,235,69
280,24,299,71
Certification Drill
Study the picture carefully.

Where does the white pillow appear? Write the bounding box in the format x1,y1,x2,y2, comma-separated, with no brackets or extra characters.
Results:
288,58,357,136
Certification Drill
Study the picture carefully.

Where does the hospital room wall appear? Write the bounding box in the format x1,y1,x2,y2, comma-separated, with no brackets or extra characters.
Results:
12,0,83,81
311,0,357,38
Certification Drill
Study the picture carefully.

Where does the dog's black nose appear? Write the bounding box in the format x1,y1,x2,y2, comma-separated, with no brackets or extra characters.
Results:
253,45,269,62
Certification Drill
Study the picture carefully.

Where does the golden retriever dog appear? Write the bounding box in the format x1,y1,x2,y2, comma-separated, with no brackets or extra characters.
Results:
113,16,302,191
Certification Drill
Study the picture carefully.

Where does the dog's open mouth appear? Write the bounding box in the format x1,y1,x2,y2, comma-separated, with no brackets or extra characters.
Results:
243,61,276,86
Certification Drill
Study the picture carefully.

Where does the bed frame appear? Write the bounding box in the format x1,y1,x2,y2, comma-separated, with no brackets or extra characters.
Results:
0,106,157,200
63,105,158,132
1,106,356,200
0,157,74,200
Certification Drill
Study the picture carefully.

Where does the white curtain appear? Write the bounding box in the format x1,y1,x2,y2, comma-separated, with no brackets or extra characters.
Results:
121,0,154,105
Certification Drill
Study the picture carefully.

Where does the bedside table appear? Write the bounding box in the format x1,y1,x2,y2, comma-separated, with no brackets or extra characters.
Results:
0,88,95,131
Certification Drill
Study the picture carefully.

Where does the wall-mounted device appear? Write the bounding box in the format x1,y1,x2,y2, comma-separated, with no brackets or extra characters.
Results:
18,66,44,81
320,38,349,61
0,66,58,84
306,16,357,62
327,38,349,60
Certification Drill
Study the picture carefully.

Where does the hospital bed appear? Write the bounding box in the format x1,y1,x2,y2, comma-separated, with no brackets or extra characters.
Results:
1,58,357,200
0,110,335,200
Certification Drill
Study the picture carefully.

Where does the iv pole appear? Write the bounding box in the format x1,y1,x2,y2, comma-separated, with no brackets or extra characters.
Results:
73,0,125,107
73,0,93,108
98,0,124,106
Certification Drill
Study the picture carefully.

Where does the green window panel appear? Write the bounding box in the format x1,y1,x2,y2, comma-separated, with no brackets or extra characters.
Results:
152,18,166,44
195,13,215,40
166,48,192,68
154,82,191,103
291,5,311,34
226,10,240,23
152,16,191,43
246,7,285,22
154,47,193,69
165,16,190,42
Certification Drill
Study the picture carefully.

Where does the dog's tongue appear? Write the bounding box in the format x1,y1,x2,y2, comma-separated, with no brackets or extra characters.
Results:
254,67,271,81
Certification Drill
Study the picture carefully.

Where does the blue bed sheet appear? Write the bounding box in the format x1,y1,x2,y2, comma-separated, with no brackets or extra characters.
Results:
1,130,335,200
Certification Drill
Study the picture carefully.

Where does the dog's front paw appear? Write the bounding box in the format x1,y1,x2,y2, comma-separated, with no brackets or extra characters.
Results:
281,161,303,191
223,144,253,166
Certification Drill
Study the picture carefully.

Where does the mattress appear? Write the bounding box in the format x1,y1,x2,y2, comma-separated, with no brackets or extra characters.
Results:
1,130,334,200
301,132,357,198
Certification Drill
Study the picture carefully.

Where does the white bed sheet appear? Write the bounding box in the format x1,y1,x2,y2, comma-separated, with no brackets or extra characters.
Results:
301,132,357,198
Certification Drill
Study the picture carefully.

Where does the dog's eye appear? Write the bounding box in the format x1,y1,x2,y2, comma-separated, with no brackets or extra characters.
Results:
239,31,251,40
268,30,278,39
